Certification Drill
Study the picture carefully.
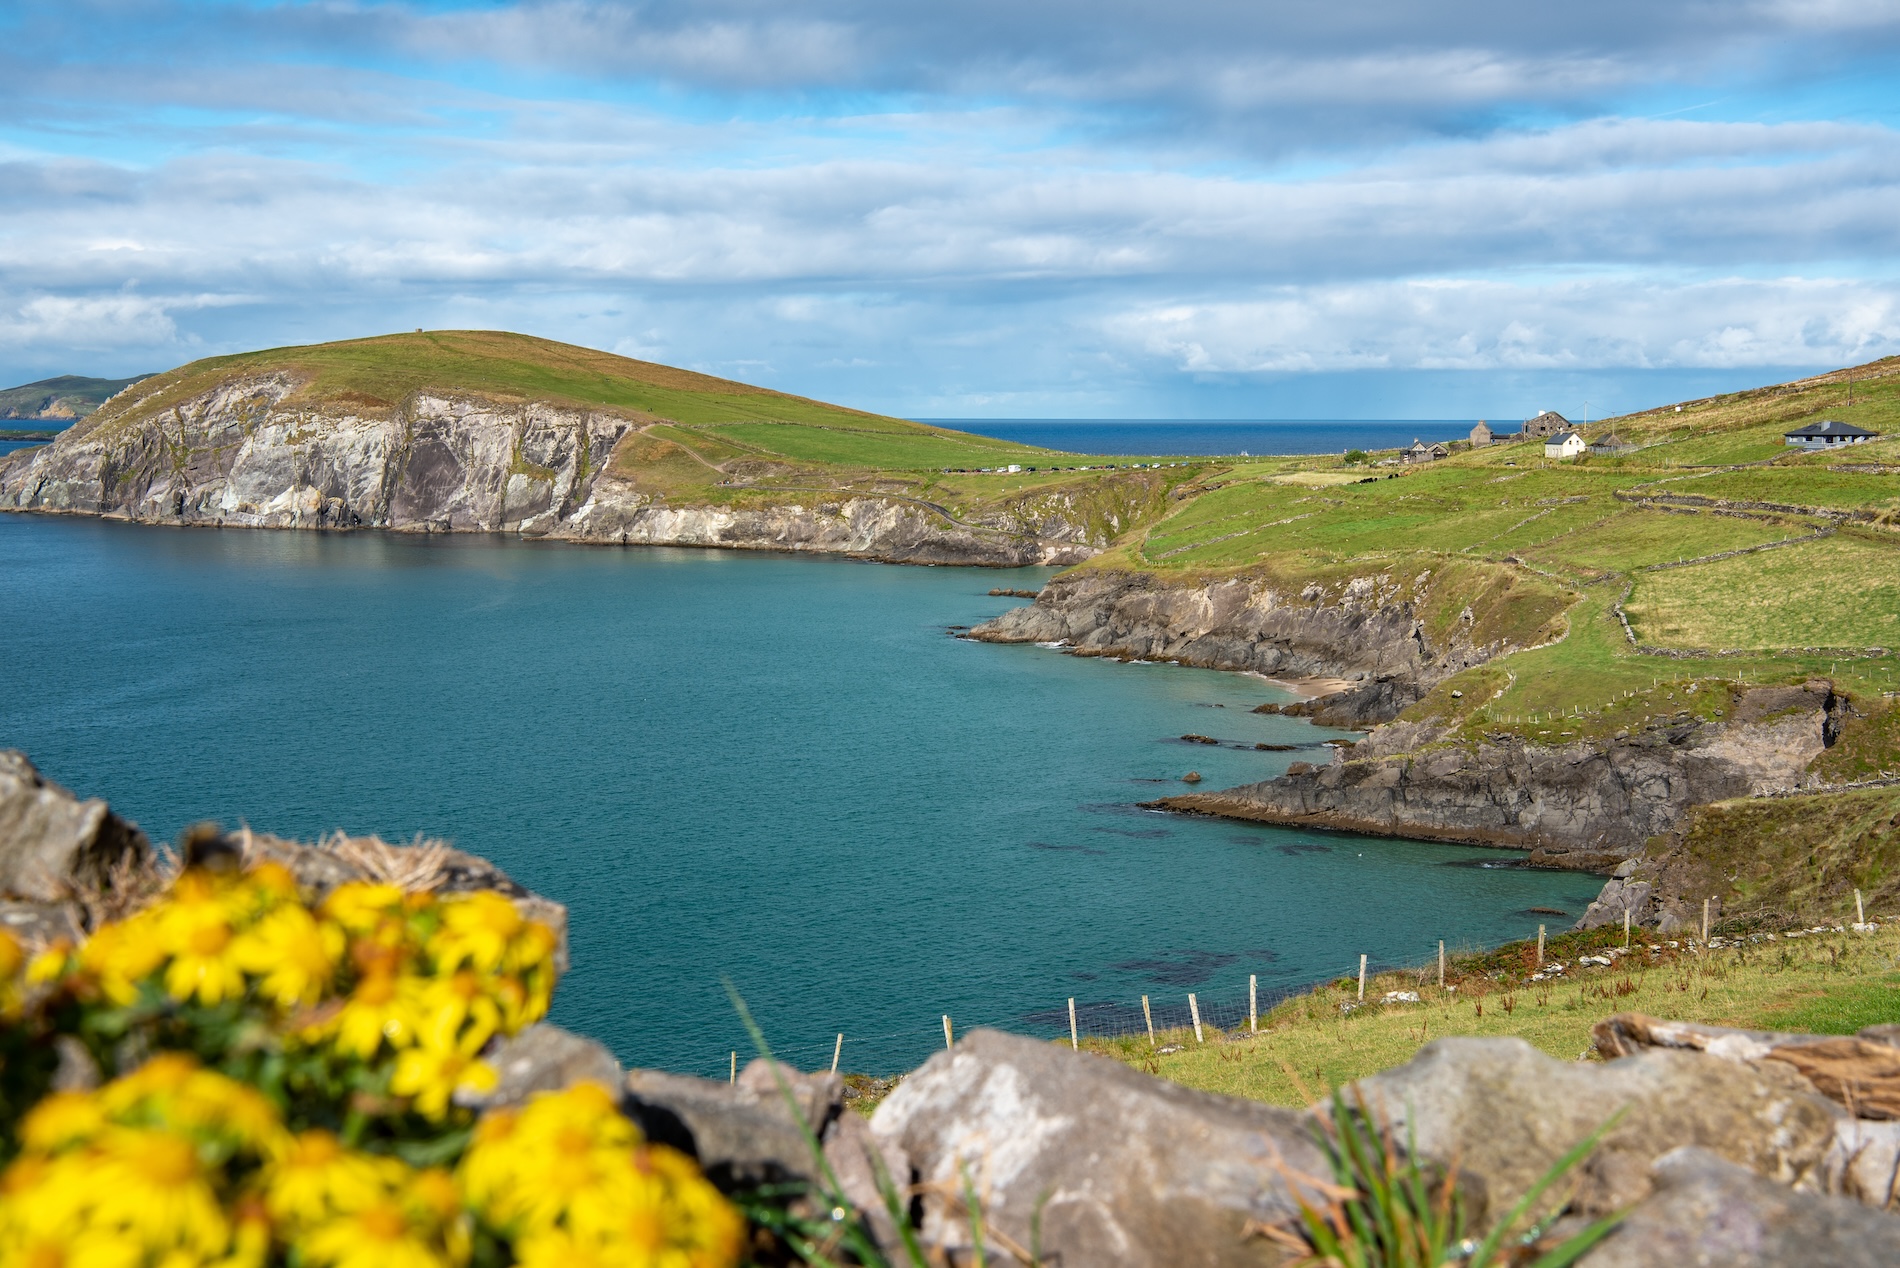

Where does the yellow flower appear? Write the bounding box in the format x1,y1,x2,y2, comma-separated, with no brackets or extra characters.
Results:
502,920,560,976
231,904,344,1008
391,1041,496,1121
430,893,521,973
152,872,246,1006
322,882,410,936
415,971,502,1054
298,1199,452,1268
25,938,73,987
18,1092,105,1153
77,914,167,1005
325,970,421,1059
457,1086,742,1267
95,1053,286,1153
263,1131,404,1228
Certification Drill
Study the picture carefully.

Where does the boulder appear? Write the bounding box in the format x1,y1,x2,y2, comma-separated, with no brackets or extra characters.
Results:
457,1024,622,1111
1577,1147,1900,1267
623,1060,906,1251
1344,1037,1842,1224
1575,878,1655,930
1595,1013,1900,1120
869,1027,1327,1266
0,750,150,907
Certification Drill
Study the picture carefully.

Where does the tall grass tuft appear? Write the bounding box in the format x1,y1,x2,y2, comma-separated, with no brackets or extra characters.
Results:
1276,1090,1626,1268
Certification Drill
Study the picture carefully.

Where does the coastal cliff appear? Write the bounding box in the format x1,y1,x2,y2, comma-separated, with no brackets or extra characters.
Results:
0,372,1095,566
1163,681,1845,871
968,562,1565,725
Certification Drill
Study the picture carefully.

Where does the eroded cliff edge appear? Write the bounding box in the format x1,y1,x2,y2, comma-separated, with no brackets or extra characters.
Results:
1163,681,1845,873
968,562,1564,726
0,374,1110,566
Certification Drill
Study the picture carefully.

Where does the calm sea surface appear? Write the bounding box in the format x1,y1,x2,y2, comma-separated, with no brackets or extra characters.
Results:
931,419,1473,456
0,515,1592,1074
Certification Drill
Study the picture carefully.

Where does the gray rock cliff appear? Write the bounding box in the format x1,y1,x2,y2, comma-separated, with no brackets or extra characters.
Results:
969,567,1519,725
1162,682,1839,870
0,375,1096,566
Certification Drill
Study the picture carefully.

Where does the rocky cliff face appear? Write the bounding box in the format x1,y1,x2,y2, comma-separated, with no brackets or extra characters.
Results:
968,566,1526,725
1164,682,1843,871
0,376,1093,566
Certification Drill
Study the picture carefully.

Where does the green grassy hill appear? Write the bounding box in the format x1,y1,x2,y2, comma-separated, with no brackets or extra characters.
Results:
0,374,150,421
69,330,1215,531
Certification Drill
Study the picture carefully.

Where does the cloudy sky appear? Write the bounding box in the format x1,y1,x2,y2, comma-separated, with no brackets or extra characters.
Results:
4,1,1899,418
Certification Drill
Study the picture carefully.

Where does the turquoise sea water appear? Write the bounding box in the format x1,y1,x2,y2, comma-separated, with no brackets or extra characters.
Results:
0,516,1593,1074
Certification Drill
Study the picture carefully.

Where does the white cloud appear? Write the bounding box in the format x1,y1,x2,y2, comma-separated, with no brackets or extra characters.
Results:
1102,277,1900,372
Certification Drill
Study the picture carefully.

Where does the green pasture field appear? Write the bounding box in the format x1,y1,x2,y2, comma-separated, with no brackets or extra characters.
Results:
1625,532,1900,650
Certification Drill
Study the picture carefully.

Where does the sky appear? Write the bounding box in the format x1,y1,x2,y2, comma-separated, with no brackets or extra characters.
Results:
3,1,1900,419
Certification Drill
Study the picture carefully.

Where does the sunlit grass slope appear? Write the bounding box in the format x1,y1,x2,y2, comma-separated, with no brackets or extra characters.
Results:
1090,917,1900,1108
80,329,1057,471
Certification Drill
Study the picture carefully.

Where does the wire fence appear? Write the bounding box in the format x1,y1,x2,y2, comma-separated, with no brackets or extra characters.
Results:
702,976,1347,1081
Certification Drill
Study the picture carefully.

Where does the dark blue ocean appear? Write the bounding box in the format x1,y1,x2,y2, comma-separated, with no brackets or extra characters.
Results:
0,516,1591,1076
931,419,1473,457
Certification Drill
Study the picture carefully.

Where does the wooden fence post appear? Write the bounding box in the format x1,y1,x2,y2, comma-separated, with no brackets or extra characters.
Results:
1701,898,1710,943
1624,907,1632,948
1358,954,1367,1001
942,1015,953,1050
1537,925,1546,967
1249,975,1258,1033
729,1051,736,1084
1857,889,1866,926
1142,995,1155,1047
1068,998,1079,1050
1437,940,1445,989
1188,993,1204,1044
831,1033,844,1075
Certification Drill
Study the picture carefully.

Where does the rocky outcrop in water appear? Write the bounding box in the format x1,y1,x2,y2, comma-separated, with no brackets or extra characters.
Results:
1162,682,1841,870
968,567,1534,726
0,375,1094,566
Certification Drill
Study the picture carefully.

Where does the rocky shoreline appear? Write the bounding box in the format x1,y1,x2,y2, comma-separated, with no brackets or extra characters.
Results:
0,376,1098,567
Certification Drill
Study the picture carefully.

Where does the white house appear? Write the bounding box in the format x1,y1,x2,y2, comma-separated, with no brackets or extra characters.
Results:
1784,420,1880,449
1545,430,1586,460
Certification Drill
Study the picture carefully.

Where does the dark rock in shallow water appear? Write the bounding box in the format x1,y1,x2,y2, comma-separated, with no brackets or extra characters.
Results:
869,1027,1325,1266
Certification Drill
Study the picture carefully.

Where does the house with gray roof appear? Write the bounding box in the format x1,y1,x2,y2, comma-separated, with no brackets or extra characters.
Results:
1784,420,1880,449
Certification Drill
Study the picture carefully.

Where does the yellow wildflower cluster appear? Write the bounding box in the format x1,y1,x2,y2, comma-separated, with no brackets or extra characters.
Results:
40,866,561,1121
461,1083,745,1268
1,1061,741,1268
1,1054,280,1268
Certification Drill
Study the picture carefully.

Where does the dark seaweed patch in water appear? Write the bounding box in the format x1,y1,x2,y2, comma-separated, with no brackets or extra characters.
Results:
1093,826,1172,839
1523,906,1569,917
1273,841,1333,855
1027,841,1107,856
1109,949,1240,986
1070,971,1099,981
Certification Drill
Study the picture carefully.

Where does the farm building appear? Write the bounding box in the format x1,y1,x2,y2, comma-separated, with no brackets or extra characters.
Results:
1469,420,1517,445
1784,420,1880,449
1403,439,1449,463
1588,432,1637,456
1523,410,1571,438
1545,430,1586,460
